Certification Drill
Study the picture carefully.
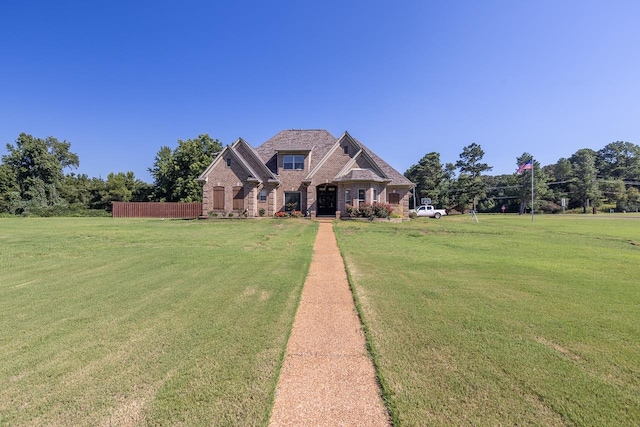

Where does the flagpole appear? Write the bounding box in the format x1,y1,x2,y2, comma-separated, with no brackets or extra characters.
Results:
531,158,534,222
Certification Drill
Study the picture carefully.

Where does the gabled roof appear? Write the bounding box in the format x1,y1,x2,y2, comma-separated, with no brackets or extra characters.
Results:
330,132,390,183
196,145,261,183
198,129,413,188
231,138,279,183
256,129,336,170
357,140,414,187
333,168,388,182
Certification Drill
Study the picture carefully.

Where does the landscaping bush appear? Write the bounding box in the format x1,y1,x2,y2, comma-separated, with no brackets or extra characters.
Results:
346,203,393,219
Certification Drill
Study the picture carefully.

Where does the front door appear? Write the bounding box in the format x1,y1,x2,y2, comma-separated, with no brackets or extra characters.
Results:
317,185,337,215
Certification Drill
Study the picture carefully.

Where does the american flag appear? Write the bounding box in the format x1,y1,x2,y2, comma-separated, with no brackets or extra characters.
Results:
517,160,533,174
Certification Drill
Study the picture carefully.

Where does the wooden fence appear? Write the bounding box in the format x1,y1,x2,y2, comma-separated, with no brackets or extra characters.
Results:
112,202,202,219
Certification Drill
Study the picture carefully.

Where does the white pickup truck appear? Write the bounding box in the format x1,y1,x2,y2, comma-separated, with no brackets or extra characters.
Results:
414,205,447,219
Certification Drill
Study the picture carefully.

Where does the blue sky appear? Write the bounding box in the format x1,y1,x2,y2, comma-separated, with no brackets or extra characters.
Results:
2,1,639,182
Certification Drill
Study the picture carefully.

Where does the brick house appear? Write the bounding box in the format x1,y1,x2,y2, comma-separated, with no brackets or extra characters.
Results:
196,129,414,218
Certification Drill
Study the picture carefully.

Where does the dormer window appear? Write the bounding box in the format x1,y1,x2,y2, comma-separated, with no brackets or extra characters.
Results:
283,155,304,170
343,145,349,154
226,158,231,167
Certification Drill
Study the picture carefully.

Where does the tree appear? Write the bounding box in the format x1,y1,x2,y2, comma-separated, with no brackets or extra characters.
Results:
2,133,79,213
599,178,626,207
596,141,640,180
149,134,222,202
482,173,521,213
404,152,447,207
569,148,601,213
515,153,550,214
98,172,153,211
454,143,493,211
622,186,640,212
0,163,18,213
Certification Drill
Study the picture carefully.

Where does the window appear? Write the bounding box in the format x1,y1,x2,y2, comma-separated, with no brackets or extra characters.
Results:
226,158,231,167
373,189,379,203
284,192,301,211
233,186,244,210
212,186,224,210
343,145,349,155
345,189,351,206
259,189,268,202
358,188,366,205
283,155,304,170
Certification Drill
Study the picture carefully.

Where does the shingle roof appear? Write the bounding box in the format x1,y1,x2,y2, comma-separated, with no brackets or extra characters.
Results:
255,130,336,170
253,129,413,187
358,141,413,186
334,168,387,182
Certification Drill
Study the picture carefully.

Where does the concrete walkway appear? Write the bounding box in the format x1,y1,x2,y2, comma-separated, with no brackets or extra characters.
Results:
269,221,390,426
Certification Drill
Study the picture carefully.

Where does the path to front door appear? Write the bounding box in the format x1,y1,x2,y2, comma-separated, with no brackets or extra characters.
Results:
268,221,390,426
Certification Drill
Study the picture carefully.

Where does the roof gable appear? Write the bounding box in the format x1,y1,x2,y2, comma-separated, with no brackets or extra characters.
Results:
197,129,413,188
331,132,389,181
232,138,279,182
196,145,261,183
256,130,336,172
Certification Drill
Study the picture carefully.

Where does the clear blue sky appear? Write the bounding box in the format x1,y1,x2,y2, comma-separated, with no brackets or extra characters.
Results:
2,0,639,182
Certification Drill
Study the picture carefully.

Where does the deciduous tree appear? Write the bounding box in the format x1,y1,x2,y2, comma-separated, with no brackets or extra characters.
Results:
2,133,79,213
149,134,222,202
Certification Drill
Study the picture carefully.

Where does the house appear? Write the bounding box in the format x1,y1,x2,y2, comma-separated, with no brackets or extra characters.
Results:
196,129,414,219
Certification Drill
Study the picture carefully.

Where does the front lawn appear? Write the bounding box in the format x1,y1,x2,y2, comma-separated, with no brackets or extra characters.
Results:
0,218,317,426
335,215,640,426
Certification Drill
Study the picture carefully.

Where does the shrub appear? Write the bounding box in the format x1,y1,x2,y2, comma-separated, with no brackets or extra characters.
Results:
372,203,393,218
347,203,394,219
285,202,298,212
208,211,218,218
540,201,562,214
290,210,304,218
258,208,266,217
274,211,287,218
359,203,375,219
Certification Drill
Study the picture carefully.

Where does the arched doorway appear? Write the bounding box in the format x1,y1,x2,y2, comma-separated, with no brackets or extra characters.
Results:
316,184,337,216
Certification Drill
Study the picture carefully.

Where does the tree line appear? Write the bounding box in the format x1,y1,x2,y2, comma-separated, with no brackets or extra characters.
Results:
2,132,639,216
405,141,640,213
0,133,221,216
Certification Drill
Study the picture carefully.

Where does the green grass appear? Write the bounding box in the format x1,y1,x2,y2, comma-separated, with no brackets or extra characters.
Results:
0,217,317,426
334,214,640,426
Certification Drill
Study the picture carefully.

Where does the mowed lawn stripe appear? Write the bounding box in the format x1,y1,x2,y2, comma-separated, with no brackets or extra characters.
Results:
0,218,317,426
335,215,640,426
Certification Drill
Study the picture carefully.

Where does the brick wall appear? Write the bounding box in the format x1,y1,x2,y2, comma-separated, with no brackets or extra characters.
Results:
201,153,256,216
